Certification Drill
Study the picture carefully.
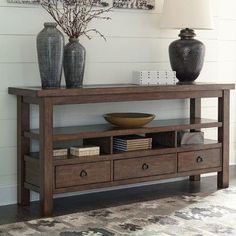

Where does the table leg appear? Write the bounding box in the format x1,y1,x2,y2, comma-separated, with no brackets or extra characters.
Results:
39,98,53,216
189,98,201,182
17,96,30,205
218,90,230,188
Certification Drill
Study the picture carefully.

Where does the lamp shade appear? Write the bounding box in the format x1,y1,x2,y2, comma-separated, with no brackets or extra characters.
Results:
161,0,213,30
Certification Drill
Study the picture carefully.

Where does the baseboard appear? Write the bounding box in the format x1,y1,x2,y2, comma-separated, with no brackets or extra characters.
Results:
0,185,40,206
0,185,17,206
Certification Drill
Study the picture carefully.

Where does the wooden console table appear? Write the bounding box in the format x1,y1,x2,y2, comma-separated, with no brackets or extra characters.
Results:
8,83,235,216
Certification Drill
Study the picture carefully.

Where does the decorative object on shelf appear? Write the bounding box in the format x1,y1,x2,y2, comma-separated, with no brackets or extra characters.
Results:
160,0,213,83
133,70,177,85
178,131,204,146
63,38,86,88
113,135,152,152
37,22,64,88
53,148,68,157
70,146,100,157
104,113,155,128
40,0,112,88
113,0,155,10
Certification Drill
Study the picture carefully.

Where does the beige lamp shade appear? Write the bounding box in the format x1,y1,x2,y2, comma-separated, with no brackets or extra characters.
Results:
161,0,213,30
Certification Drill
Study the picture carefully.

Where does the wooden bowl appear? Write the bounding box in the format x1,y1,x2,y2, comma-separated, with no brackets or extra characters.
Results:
104,113,155,128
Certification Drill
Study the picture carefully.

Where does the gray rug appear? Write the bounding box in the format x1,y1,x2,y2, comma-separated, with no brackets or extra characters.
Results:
1,187,236,236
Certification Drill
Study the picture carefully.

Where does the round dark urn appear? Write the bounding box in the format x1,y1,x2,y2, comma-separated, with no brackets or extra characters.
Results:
64,38,86,88
169,28,205,83
37,22,64,88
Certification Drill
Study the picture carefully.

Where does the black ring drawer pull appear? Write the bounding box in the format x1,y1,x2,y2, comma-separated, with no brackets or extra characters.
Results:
142,163,149,170
80,170,88,177
196,156,203,163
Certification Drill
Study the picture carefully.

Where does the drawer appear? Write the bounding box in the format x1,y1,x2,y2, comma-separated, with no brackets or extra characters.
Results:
114,154,177,181
55,161,111,189
178,148,221,172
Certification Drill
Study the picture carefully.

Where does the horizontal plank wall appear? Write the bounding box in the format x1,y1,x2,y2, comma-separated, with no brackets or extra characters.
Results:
0,0,236,205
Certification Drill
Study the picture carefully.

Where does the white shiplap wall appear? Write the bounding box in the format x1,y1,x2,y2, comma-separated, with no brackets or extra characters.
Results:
0,0,236,206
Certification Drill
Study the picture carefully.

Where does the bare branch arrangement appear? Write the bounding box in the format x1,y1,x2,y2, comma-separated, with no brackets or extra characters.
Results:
40,0,112,39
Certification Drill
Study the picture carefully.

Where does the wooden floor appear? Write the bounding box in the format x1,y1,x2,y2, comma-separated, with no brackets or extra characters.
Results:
1,166,236,225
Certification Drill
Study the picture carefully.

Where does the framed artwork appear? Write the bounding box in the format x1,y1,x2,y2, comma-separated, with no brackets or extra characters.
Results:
7,0,39,3
113,0,155,10
93,0,109,7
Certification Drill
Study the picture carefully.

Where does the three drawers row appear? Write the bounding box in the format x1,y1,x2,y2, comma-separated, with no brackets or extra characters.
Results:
55,148,222,189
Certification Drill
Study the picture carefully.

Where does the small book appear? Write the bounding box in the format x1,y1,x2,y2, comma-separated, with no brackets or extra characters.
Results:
113,145,151,151
114,135,151,142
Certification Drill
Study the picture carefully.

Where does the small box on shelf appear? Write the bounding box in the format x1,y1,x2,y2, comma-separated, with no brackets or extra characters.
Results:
132,70,177,85
70,146,100,157
53,148,68,157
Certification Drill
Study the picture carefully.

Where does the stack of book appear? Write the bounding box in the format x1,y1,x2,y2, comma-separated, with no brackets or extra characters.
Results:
70,146,100,157
113,135,152,152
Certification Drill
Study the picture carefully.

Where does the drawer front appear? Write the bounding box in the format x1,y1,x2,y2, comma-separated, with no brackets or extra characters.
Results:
178,148,221,172
114,154,177,181
55,161,111,188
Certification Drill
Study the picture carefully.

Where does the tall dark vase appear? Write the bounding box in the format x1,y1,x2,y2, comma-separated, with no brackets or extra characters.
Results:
169,28,205,84
37,22,64,88
64,38,86,88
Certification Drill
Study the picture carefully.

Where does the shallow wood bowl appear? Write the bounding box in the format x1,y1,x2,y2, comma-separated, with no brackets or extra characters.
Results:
104,113,155,128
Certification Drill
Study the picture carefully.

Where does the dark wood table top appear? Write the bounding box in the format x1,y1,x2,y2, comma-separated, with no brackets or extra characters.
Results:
8,83,235,97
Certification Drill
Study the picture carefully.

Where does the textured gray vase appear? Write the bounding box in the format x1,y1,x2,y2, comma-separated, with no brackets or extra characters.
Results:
64,38,86,88
169,28,205,83
37,22,64,88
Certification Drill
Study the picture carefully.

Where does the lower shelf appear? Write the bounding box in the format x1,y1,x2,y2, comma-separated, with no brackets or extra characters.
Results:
25,139,221,165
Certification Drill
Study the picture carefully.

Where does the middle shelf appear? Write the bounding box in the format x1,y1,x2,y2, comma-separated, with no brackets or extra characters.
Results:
24,118,222,141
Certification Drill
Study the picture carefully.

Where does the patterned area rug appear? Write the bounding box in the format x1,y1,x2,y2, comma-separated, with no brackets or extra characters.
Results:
1,187,236,236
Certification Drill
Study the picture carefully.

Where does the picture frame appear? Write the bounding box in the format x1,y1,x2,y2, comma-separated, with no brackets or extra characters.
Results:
113,0,155,10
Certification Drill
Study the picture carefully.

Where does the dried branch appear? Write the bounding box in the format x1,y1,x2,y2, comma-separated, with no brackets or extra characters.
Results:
83,28,107,41
40,0,112,39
